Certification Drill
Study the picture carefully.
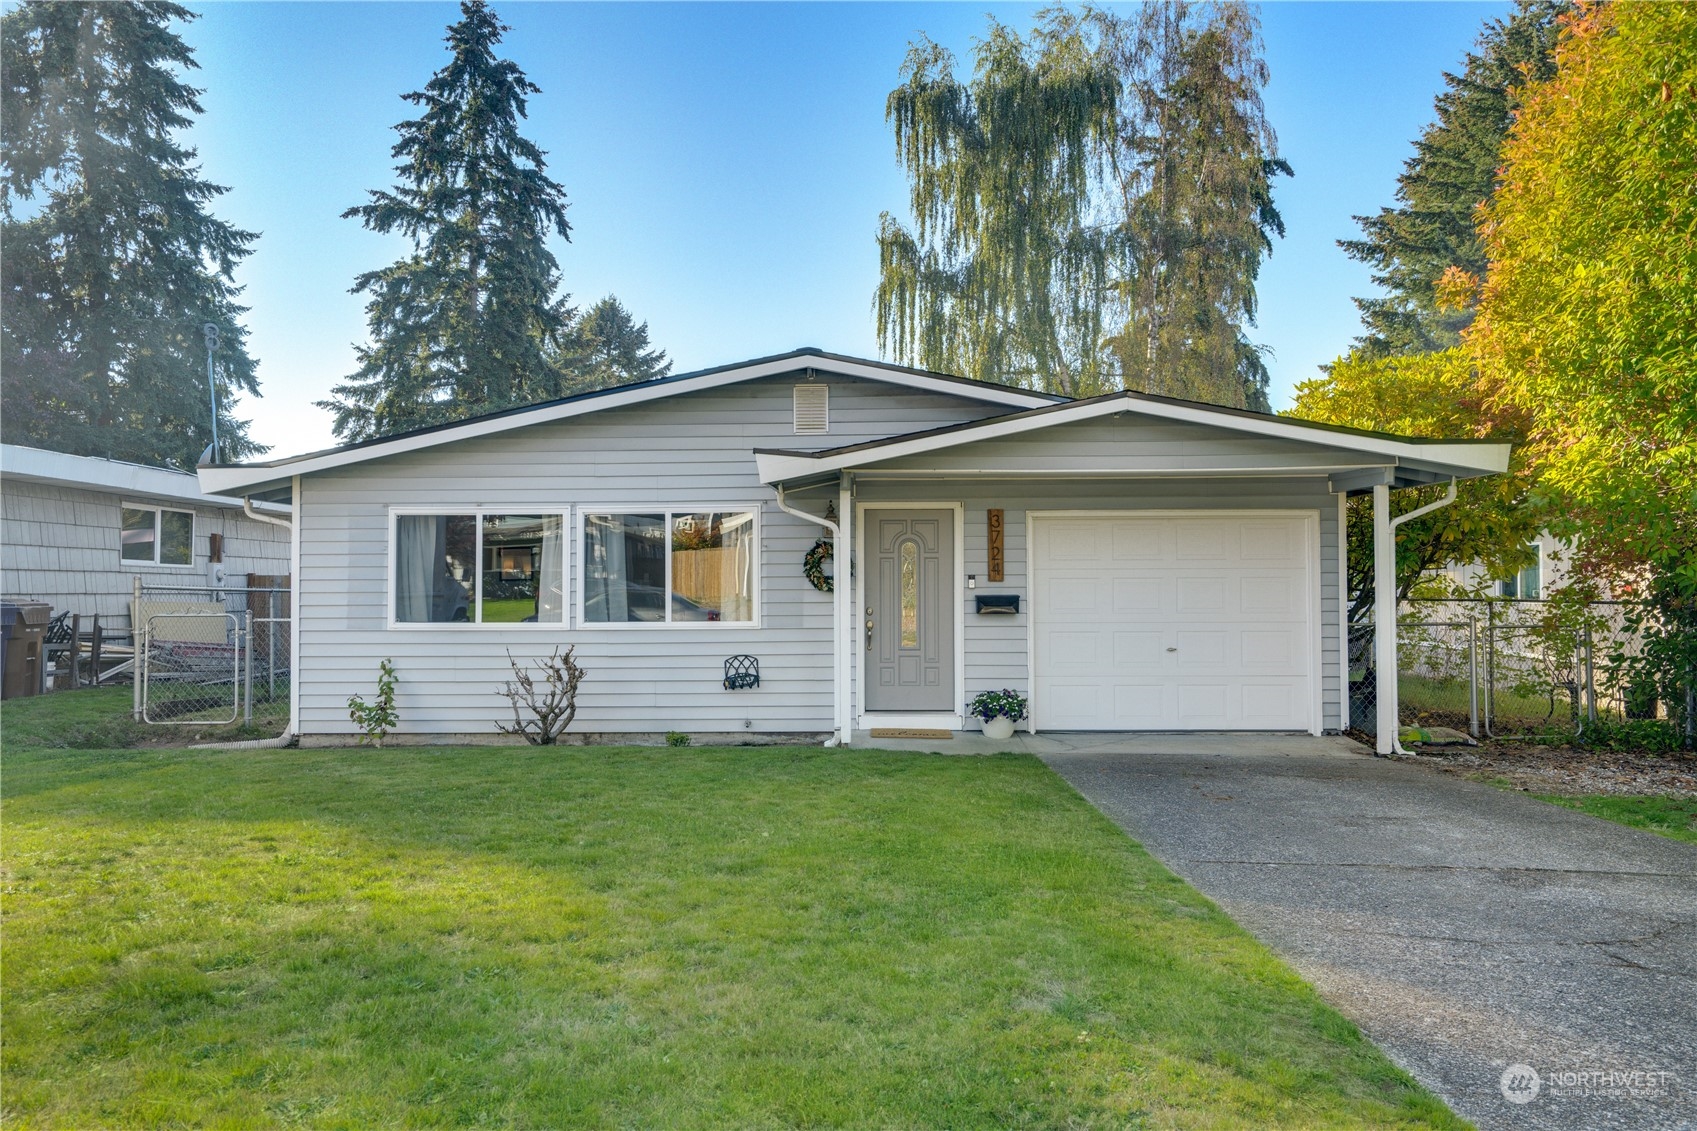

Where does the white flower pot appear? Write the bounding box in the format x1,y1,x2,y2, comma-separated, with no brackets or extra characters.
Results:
981,715,1016,741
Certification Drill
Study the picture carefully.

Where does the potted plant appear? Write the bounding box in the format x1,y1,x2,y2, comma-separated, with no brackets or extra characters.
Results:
968,688,1028,740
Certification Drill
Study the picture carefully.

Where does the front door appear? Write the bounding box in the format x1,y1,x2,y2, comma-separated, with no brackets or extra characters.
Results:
865,510,954,712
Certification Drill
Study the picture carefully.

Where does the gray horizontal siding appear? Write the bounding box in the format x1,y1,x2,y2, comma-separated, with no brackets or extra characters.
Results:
297,373,1007,736
0,478,290,627
859,477,1344,731
868,415,1380,474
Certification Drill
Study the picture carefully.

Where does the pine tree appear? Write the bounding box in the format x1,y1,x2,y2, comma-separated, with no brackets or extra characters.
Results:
1,1,263,467
551,296,671,395
1340,0,1564,357
875,3,1287,409
318,0,572,442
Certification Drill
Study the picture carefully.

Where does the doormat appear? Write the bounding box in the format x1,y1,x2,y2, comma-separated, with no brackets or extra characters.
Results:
869,728,954,739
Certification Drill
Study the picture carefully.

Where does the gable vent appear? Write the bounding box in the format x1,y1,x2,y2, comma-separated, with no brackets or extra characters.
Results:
793,383,829,434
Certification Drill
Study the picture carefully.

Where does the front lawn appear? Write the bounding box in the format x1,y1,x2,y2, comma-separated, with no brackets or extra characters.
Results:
3,743,1459,1128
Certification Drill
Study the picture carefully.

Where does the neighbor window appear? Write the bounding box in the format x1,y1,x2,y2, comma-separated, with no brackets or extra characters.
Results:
582,510,756,624
121,504,194,566
1498,543,1542,599
393,512,565,624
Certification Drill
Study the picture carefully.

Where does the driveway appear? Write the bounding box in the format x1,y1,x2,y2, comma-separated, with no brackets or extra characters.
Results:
1038,734,1697,1131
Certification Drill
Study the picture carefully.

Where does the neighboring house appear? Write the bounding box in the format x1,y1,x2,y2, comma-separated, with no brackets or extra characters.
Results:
1439,530,1571,599
198,349,1510,745
1,444,292,631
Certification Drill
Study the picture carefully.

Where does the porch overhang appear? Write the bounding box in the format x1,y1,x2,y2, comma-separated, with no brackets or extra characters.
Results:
755,388,1511,489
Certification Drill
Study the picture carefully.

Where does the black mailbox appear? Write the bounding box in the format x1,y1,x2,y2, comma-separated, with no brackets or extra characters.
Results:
974,594,1020,615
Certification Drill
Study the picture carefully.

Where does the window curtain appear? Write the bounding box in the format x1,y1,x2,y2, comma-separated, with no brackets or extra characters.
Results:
538,516,564,623
585,516,630,621
396,515,447,622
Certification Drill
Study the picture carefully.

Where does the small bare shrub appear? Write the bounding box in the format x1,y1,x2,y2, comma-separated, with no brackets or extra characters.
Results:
496,647,585,745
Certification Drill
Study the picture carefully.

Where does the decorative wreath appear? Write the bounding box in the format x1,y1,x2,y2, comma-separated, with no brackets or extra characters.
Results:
803,538,835,593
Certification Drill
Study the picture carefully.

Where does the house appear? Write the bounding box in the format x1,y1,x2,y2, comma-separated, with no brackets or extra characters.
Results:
1,443,292,635
196,349,1511,752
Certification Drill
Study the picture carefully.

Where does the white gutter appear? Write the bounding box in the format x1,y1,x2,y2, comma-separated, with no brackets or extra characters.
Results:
1375,478,1457,755
243,496,293,530
774,485,846,746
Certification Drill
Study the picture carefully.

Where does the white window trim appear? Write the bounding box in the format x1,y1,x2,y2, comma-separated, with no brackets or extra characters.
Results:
120,500,197,569
386,506,571,631
1499,541,1543,599
575,505,762,630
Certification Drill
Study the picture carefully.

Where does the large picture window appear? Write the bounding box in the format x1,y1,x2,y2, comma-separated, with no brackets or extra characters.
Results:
393,512,565,625
582,510,756,624
121,504,194,566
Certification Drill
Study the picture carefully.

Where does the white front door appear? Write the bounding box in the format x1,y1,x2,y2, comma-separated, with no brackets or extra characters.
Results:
1032,514,1314,731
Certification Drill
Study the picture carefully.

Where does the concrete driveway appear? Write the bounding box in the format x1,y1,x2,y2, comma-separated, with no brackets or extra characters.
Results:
1037,734,1697,1131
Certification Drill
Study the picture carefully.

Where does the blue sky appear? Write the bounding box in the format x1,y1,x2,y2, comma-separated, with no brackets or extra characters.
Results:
181,1,1506,457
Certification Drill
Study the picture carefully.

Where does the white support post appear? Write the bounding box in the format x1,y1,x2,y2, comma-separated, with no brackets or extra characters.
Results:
837,474,853,745
1373,482,1397,754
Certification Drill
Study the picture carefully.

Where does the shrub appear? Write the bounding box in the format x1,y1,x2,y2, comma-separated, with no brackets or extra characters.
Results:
346,659,399,747
665,731,691,747
495,647,585,745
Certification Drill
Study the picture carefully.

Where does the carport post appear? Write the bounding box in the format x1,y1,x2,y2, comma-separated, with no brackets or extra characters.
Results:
1373,483,1397,755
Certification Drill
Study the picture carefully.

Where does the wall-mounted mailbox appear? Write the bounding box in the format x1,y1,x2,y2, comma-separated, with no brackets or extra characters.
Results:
974,594,1020,615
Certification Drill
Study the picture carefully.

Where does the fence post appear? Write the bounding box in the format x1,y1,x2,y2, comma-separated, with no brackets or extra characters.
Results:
1468,616,1479,739
1484,602,1497,738
243,610,253,726
132,576,143,720
1583,624,1597,726
268,585,279,700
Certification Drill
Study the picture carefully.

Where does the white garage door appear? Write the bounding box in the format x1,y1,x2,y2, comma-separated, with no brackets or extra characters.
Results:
1033,514,1314,731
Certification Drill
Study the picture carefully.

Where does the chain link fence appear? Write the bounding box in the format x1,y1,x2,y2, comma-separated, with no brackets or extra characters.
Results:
134,581,291,735
1349,597,1655,742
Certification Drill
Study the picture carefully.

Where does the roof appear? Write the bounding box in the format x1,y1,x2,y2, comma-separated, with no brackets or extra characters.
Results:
2,444,291,514
754,388,1512,487
197,348,1063,496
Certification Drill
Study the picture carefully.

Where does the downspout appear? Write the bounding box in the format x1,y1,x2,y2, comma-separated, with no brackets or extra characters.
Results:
243,496,293,531
774,484,845,745
1374,477,1457,755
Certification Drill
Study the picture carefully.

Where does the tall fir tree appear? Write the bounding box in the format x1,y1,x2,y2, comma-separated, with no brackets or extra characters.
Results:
1103,2,1289,412
550,296,671,395
318,0,573,442
1339,0,1565,357
875,3,1287,408
1,1,263,467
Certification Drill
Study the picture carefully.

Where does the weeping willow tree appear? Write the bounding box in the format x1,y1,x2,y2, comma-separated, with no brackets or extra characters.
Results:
875,3,1288,408
875,17,1122,398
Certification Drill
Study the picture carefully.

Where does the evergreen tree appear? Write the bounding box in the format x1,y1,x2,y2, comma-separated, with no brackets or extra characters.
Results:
318,0,572,443
1,1,263,467
875,3,1287,408
1340,0,1564,357
551,296,671,395
1104,2,1289,412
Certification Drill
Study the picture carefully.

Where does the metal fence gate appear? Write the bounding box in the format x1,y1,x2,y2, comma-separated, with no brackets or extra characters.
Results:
133,580,291,734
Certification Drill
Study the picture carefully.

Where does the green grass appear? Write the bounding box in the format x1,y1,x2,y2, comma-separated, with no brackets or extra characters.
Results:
1532,793,1697,844
0,684,278,749
479,597,537,623
2,743,1462,1129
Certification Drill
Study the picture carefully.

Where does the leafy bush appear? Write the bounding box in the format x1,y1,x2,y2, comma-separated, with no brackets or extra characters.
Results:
666,731,691,747
968,689,1028,723
347,659,399,747
1579,716,1686,755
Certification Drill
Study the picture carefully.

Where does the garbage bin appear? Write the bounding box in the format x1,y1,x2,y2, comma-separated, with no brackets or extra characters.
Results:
2,601,52,699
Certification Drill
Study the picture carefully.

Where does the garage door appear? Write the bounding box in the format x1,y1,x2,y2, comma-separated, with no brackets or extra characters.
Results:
1033,514,1314,731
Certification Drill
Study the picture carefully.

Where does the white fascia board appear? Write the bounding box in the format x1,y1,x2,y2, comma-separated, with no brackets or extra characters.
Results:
757,394,1511,484
0,443,287,511
196,356,1056,496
